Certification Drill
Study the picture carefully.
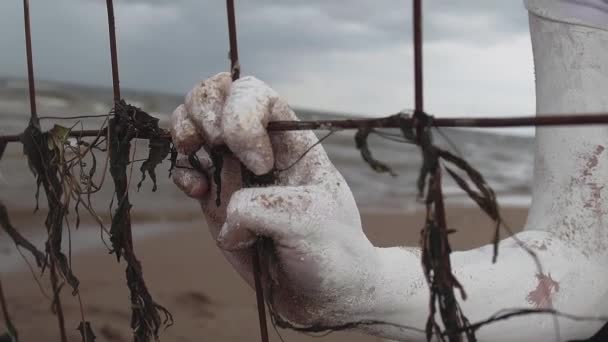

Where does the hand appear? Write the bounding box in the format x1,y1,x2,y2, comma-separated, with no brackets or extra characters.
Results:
170,72,379,327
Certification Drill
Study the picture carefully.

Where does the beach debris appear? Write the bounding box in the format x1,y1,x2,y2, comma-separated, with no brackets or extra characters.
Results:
410,114,475,341
440,149,501,261
0,201,45,267
21,122,79,291
355,127,397,176
108,100,173,342
137,137,171,192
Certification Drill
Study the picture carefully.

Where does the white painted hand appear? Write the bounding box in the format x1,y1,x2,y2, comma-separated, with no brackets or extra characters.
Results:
170,72,378,327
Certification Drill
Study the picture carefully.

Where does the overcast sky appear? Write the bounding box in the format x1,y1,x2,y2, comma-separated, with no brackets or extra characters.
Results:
0,1,535,118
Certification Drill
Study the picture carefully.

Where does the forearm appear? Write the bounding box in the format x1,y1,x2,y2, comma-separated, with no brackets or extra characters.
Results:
351,231,607,341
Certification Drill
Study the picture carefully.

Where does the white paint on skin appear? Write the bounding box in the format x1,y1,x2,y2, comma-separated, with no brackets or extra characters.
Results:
170,2,608,341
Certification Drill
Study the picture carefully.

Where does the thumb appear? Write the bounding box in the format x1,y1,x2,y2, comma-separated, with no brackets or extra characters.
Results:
172,155,212,199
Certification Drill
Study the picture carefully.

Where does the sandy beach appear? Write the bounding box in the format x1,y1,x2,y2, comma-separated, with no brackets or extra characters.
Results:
0,205,527,341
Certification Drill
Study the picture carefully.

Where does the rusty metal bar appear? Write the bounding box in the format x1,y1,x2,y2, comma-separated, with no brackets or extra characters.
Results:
413,0,423,113
226,0,241,81
412,1,464,341
225,1,270,341
22,2,68,341
22,0,38,126
105,0,121,101
4,112,608,143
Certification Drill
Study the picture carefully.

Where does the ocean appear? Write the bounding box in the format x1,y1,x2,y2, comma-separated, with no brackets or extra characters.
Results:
0,77,534,219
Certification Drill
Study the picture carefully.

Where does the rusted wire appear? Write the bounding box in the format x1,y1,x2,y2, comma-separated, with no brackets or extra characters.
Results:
4,112,608,144
225,1,270,341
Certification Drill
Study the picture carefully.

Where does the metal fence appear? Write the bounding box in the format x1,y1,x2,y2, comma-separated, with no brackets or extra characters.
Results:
0,1,607,342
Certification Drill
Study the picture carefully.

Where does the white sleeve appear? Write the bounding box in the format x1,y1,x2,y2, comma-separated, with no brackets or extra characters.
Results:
525,0,608,31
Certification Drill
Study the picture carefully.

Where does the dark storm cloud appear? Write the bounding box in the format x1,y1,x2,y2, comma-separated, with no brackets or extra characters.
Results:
0,1,534,116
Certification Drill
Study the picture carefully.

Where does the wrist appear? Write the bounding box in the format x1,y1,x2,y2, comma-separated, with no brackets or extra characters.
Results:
336,246,427,340
347,246,427,336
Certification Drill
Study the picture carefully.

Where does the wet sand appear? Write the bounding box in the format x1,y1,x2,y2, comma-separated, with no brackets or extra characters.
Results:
0,205,527,341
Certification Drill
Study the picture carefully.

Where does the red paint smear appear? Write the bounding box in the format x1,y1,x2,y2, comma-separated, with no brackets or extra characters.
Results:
526,273,560,309
583,145,605,177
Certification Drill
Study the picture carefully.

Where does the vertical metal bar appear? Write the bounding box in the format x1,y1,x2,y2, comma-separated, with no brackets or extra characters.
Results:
413,0,423,113
23,2,68,340
22,0,38,127
104,0,128,248
225,1,269,341
226,0,241,81
105,0,121,102
412,2,463,340
251,245,270,342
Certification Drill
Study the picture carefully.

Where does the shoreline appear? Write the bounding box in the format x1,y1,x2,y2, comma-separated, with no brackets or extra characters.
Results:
0,205,528,341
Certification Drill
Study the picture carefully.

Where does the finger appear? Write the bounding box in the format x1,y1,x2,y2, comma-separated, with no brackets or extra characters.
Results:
267,97,333,175
171,104,203,154
172,155,212,199
216,185,327,251
222,76,278,175
185,72,232,146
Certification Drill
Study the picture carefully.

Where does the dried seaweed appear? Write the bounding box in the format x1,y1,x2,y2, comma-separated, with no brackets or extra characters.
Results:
137,138,170,192
409,112,475,342
0,201,45,267
20,123,79,292
108,100,173,342
208,146,228,206
168,145,178,177
440,149,501,262
355,127,396,176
